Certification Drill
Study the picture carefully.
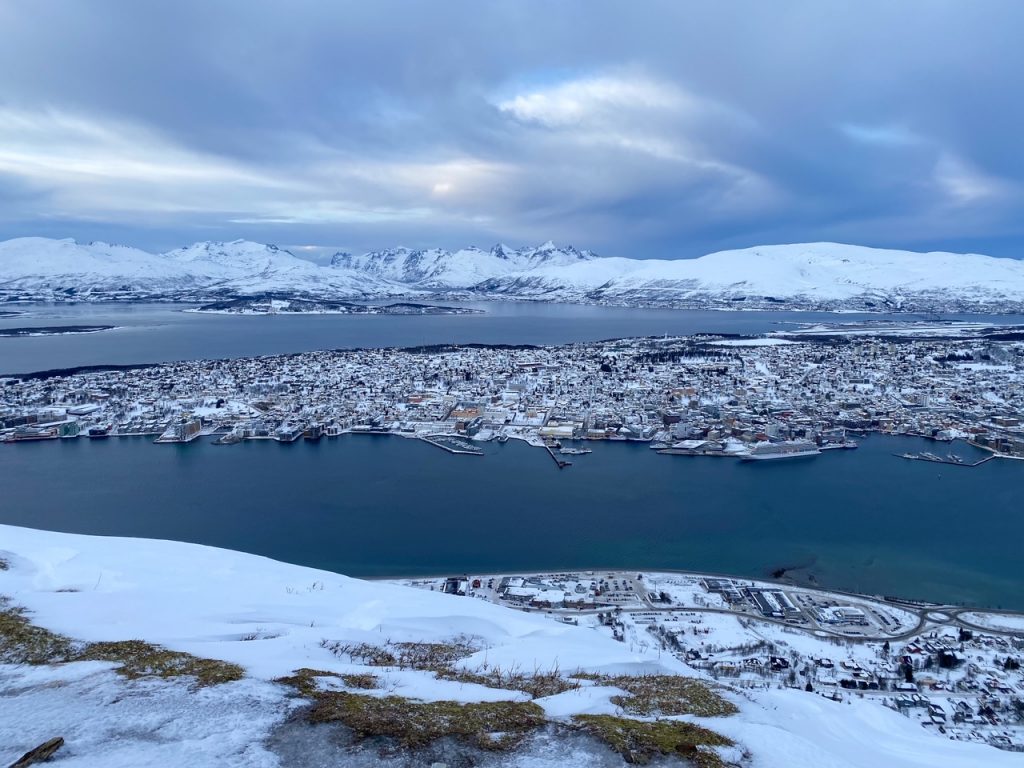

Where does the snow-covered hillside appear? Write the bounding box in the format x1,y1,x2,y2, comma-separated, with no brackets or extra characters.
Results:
330,241,595,289
0,238,199,297
3,237,1023,311
0,238,410,301
336,240,1024,311
1,524,1020,767
162,240,398,298
472,243,1024,312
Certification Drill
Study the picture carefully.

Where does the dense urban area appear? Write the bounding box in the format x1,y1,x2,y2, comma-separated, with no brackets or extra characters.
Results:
2,323,1023,465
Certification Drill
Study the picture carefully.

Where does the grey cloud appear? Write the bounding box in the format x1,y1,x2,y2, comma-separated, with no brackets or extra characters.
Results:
0,0,1021,257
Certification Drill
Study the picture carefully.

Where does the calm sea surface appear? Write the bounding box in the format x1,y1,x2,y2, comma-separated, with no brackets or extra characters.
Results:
1,434,1020,609
2,302,1022,608
4,301,1024,374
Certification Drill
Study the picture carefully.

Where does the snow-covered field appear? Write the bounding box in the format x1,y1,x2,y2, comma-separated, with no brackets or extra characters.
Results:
1,524,1020,767
961,612,1024,633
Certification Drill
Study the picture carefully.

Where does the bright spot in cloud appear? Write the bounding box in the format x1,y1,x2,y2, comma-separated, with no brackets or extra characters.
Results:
934,152,1009,205
497,74,688,128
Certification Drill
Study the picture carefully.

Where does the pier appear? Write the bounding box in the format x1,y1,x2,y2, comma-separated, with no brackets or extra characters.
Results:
420,435,484,456
895,452,995,468
544,443,572,469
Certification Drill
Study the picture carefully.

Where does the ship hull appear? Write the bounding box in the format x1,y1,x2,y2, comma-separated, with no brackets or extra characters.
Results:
741,450,820,461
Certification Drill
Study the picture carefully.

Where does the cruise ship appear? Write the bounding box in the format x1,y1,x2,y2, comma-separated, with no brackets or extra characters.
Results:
741,440,821,461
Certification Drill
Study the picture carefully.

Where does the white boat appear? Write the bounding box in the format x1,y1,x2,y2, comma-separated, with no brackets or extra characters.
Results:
741,440,820,461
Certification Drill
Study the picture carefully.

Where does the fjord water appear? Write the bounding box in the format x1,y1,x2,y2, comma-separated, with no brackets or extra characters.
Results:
1,434,1020,609
4,302,1024,374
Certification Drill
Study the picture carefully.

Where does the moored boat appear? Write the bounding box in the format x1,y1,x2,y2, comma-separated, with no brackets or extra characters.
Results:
741,440,820,461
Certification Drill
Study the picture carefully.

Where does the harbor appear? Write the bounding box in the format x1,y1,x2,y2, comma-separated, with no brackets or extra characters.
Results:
0,433,1021,610
419,435,484,455
544,442,573,469
896,451,996,468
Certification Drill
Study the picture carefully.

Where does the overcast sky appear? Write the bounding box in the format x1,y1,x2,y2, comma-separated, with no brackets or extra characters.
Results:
0,0,1022,259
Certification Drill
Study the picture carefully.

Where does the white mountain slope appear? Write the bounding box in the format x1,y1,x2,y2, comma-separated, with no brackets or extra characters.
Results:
161,240,401,298
1,524,1018,767
0,237,196,295
3,237,1022,310
331,240,595,289
471,243,1024,311
0,238,411,300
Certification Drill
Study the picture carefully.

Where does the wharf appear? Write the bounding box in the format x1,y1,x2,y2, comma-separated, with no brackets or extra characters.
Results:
420,435,484,456
895,452,995,467
544,443,572,469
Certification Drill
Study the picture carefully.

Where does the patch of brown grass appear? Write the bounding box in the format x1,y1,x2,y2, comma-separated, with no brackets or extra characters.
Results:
1,596,243,687
595,674,738,717
308,691,547,750
0,598,76,665
574,714,733,767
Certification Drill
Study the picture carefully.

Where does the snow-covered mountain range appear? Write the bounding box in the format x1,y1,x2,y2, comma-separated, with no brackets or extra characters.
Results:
465,242,1024,312
330,241,595,289
2,237,1023,311
0,238,409,302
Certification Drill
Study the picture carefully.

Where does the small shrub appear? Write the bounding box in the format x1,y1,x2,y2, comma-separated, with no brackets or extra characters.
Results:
321,637,576,698
323,638,479,670
340,672,380,689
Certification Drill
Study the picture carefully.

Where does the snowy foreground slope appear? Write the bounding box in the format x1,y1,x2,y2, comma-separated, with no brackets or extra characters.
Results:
0,524,1017,768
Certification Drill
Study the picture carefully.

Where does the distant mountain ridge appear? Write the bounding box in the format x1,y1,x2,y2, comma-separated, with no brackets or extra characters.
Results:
329,240,595,289
468,242,1024,312
1,237,1023,312
0,237,407,301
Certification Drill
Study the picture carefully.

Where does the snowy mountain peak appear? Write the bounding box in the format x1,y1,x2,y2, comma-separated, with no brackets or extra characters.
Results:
3,236,1023,311
165,240,291,262
0,237,412,301
473,241,1024,311
490,243,515,260
325,241,600,289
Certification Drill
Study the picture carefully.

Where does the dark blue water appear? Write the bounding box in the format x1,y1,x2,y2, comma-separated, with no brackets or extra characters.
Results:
1,434,1020,609
3,302,1023,374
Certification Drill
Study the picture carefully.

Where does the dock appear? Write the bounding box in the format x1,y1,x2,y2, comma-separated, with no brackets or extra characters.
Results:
420,435,484,456
544,443,572,469
895,452,995,468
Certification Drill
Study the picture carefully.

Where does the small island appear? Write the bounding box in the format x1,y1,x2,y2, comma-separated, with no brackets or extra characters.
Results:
0,325,115,337
186,295,484,316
